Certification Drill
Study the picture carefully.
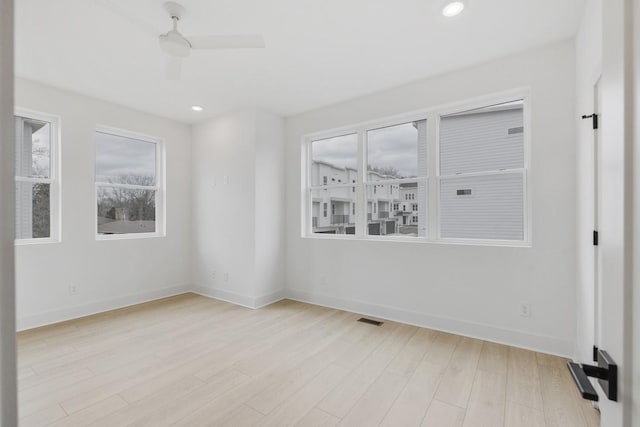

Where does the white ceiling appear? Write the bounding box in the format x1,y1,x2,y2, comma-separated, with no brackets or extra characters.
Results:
15,0,586,124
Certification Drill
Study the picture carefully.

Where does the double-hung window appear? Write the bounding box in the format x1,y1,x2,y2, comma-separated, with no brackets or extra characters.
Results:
95,127,164,239
365,120,427,237
14,110,60,243
308,133,358,235
438,100,526,242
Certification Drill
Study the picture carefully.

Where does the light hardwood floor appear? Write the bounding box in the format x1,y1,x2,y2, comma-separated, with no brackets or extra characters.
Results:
17,293,600,427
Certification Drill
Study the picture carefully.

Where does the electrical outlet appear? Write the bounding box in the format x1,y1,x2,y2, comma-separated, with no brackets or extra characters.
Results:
211,271,216,280
520,303,531,318
224,272,229,282
68,284,78,295
223,175,229,185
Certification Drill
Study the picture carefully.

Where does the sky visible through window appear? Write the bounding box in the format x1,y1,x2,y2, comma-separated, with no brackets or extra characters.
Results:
95,132,156,185
367,122,420,178
312,134,357,170
311,123,421,179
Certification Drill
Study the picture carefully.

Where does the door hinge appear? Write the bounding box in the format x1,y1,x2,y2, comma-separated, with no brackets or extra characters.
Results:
582,113,598,130
593,230,599,246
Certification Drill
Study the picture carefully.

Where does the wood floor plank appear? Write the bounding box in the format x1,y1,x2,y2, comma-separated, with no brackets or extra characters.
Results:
295,408,340,427
505,401,546,427
462,369,506,427
425,332,460,366
380,358,445,427
477,342,509,375
421,400,465,427
338,371,407,426
506,347,544,411
386,328,437,378
47,395,128,427
538,364,588,427
434,337,483,408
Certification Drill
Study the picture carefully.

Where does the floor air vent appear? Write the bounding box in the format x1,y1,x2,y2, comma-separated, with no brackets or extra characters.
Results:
357,317,383,326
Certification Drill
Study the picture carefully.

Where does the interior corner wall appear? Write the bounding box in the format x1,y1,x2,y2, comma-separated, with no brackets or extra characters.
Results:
254,111,286,305
14,79,193,330
283,40,577,356
191,109,285,308
574,0,602,364
0,0,17,423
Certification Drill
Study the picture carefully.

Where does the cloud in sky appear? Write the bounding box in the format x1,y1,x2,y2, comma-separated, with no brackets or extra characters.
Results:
367,122,420,177
96,132,156,184
312,121,422,178
312,134,358,169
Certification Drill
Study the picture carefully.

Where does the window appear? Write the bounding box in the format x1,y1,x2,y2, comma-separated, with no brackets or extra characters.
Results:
303,92,529,245
309,134,358,235
439,100,526,241
95,127,163,238
14,110,59,243
366,120,427,237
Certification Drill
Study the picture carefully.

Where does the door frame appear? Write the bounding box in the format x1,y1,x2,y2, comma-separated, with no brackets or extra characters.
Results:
597,0,635,424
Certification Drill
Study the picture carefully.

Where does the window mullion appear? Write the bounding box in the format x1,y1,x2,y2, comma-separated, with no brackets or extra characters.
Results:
356,128,366,238
428,112,439,241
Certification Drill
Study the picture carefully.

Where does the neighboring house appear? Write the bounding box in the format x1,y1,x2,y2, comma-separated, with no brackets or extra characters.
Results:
311,161,418,236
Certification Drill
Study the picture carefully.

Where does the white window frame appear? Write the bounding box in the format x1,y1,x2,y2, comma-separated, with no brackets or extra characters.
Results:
301,88,532,247
14,108,61,245
94,125,166,241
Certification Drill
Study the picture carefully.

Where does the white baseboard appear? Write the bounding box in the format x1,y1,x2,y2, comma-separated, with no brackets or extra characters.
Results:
17,282,571,357
191,286,256,309
17,284,192,331
285,287,573,357
192,285,285,309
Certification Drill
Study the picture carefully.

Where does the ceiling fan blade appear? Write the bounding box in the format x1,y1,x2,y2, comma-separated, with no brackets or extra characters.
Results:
188,35,265,50
95,0,162,37
165,57,182,80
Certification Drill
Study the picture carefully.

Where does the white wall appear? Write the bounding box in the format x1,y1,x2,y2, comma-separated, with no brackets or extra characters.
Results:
191,109,285,308
14,79,192,330
284,41,577,356
0,0,17,424
574,0,602,364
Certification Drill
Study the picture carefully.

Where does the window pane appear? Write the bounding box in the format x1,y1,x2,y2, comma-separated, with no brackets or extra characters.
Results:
440,173,524,240
311,187,356,235
367,120,426,181
15,182,50,239
15,116,51,178
366,182,426,237
97,187,156,235
96,131,157,186
440,101,524,175
310,134,357,186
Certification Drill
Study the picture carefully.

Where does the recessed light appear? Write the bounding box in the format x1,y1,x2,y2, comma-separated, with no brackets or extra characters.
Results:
191,105,204,112
442,1,465,17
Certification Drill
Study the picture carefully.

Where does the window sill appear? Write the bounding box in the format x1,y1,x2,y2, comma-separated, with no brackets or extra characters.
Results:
15,238,61,246
302,234,531,248
96,232,166,241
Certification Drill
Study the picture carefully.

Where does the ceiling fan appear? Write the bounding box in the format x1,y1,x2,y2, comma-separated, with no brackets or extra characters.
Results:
98,0,265,80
